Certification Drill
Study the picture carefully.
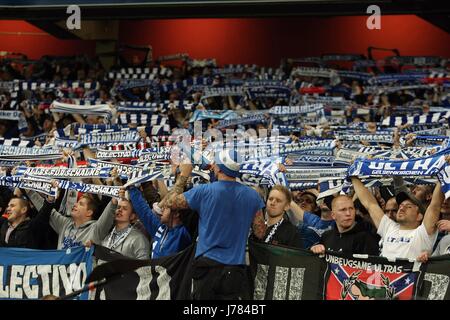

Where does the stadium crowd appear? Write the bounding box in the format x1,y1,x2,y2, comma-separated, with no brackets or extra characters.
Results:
0,50,449,299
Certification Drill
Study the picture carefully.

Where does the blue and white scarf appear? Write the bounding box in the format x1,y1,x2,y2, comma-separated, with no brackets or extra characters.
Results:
216,113,267,129
58,180,121,198
246,85,291,100
189,110,236,122
87,158,144,179
95,149,142,160
51,101,112,118
201,86,244,99
0,145,61,161
0,176,57,197
138,146,173,163
347,153,447,178
269,104,324,116
285,167,348,181
0,110,24,121
0,138,33,148
381,111,450,127
123,166,171,188
78,130,140,147
337,133,393,144
368,73,428,85
15,166,112,179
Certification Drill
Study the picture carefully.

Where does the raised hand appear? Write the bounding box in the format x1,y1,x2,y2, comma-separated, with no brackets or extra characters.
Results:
310,244,326,255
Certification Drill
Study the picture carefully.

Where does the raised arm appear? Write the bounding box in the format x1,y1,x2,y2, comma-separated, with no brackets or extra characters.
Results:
127,187,161,236
423,183,444,235
92,200,117,241
351,177,384,229
164,193,190,210
159,163,192,210
288,200,305,223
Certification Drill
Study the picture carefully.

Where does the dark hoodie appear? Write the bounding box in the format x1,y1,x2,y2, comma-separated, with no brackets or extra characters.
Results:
320,220,380,256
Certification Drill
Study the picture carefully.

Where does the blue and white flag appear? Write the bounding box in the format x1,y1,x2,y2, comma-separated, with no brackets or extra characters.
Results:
0,246,93,300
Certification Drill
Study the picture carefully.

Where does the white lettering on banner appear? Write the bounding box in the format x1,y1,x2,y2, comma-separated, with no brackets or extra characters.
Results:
325,255,403,273
366,5,381,30
413,158,432,171
81,131,139,145
0,145,59,156
89,159,142,177
85,185,120,197
0,263,87,299
21,180,52,194
25,167,104,178
371,170,425,175
96,150,138,159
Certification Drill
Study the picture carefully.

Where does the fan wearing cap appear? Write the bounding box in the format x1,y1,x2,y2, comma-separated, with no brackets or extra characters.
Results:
161,148,266,300
351,177,444,261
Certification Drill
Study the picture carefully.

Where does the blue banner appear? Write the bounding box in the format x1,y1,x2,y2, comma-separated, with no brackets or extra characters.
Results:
0,246,93,300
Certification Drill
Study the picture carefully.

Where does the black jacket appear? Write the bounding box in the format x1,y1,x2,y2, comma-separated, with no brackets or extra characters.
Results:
0,218,37,248
250,216,303,249
0,200,58,249
320,221,380,256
